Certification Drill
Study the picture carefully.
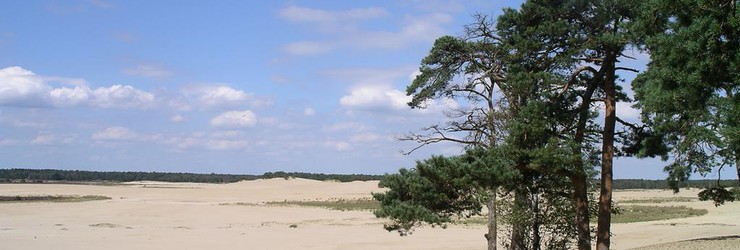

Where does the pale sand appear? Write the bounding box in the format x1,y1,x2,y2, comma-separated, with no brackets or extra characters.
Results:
0,179,737,250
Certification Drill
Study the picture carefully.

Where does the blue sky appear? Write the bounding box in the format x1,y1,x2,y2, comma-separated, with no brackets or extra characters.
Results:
0,0,730,179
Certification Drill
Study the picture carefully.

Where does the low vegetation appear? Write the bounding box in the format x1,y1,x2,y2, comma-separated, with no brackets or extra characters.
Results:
612,206,708,223
0,195,111,203
620,197,697,204
266,198,380,211
245,198,709,225
0,168,381,183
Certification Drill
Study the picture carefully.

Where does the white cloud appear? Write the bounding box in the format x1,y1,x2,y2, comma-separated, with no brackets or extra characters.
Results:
279,5,388,26
123,64,172,78
92,126,137,141
209,130,244,138
282,41,334,55
92,85,155,109
12,120,47,128
31,132,77,145
340,85,410,111
49,85,92,107
170,114,185,122
183,85,270,109
304,107,316,116
350,13,452,50
350,132,380,142
322,122,369,132
160,131,249,151
0,66,49,106
325,140,351,151
617,101,641,122
409,69,422,81
210,110,258,128
279,6,451,55
205,139,248,150
0,66,156,109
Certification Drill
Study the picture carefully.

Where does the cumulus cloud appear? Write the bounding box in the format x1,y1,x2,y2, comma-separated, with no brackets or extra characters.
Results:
210,110,258,128
90,85,154,109
49,85,93,107
340,85,410,111
182,85,270,109
0,66,50,106
0,66,156,109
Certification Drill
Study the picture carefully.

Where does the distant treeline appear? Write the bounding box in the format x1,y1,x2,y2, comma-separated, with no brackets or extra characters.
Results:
612,179,738,190
0,168,736,188
0,169,382,183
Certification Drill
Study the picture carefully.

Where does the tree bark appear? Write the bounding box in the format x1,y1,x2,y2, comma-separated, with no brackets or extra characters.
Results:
596,51,617,250
572,71,598,250
574,174,591,250
511,190,527,250
735,154,739,187
485,193,497,250
531,191,541,250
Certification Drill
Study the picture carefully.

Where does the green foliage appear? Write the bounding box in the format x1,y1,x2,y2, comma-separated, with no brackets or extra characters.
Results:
373,149,516,236
698,187,736,206
631,0,739,202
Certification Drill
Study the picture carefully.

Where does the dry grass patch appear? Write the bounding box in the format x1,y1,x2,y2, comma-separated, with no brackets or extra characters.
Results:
613,205,707,223
619,197,697,204
0,195,111,203
266,198,380,211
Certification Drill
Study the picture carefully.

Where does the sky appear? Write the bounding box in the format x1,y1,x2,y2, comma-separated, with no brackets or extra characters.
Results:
0,0,731,180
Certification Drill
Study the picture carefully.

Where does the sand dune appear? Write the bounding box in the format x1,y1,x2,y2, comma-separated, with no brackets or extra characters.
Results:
1,179,737,249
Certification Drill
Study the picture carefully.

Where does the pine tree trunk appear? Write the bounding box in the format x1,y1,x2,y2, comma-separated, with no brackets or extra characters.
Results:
531,191,541,250
574,174,591,250
735,154,739,187
486,193,497,250
596,51,617,250
573,75,597,250
511,190,527,250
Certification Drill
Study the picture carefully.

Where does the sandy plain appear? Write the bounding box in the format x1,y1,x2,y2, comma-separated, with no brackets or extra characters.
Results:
1,179,738,250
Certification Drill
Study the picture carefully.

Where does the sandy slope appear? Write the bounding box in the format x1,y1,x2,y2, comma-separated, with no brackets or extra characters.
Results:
0,179,737,249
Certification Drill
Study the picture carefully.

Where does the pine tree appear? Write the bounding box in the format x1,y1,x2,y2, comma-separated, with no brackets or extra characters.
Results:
631,0,739,205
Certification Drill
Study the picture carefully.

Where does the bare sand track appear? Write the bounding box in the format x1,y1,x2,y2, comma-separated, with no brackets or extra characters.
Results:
1,179,737,249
